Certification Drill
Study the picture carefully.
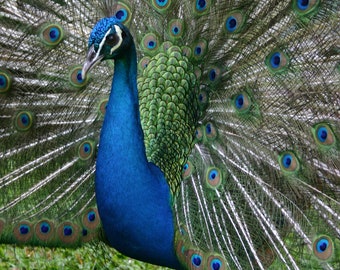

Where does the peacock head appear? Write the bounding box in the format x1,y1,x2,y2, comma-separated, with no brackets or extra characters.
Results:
82,17,132,79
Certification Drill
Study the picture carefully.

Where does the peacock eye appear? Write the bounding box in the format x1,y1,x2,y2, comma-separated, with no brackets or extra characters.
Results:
105,33,119,46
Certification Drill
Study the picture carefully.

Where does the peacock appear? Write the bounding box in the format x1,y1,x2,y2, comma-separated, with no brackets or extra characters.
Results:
0,0,339,269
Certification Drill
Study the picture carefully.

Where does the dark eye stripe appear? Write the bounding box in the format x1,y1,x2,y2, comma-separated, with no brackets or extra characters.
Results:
105,33,119,46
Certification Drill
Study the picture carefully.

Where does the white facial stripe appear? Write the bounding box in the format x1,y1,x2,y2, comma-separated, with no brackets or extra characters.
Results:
110,25,123,54
96,29,111,60
96,26,123,57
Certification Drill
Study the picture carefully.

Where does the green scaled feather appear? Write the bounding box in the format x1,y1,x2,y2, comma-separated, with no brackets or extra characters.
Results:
138,45,198,194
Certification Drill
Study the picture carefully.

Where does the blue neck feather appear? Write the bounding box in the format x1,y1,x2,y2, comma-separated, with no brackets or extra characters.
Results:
95,42,181,268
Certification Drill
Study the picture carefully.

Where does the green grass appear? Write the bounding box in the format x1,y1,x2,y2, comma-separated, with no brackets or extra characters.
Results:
0,244,169,269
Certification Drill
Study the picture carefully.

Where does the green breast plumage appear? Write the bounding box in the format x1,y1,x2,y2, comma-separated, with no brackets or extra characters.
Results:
138,45,199,194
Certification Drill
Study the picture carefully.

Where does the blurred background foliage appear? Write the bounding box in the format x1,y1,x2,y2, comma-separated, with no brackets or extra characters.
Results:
0,244,170,269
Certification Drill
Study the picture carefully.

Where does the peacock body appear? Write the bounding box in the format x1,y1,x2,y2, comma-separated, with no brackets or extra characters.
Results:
1,0,339,269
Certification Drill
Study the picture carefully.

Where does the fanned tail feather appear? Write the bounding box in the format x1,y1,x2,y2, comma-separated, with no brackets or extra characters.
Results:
169,0,340,269
0,0,113,246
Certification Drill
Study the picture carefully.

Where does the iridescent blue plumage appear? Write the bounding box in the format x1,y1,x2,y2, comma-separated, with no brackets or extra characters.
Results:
84,18,180,268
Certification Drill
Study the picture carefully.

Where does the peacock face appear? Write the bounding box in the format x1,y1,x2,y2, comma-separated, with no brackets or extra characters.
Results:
82,17,130,78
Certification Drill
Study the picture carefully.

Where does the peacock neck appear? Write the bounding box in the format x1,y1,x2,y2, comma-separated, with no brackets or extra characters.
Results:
95,43,181,269
105,46,146,164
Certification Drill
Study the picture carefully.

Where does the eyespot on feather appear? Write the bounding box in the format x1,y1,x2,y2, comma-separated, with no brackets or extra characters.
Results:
115,2,132,25
39,23,64,47
82,208,100,230
207,255,226,270
175,225,190,263
206,167,222,188
69,65,88,89
198,91,209,110
192,39,208,61
0,69,12,94
187,249,204,269
182,160,193,179
168,19,184,40
195,126,204,142
35,220,55,242
204,122,218,140
57,222,80,244
141,33,159,54
207,67,221,84
14,111,34,132
194,0,210,15
139,56,151,72
175,239,187,262
78,140,95,161
265,50,289,73
233,92,251,113
98,98,108,117
312,123,336,147
278,151,300,174
152,0,171,12
293,0,320,15
224,11,246,34
14,222,33,242
313,235,333,261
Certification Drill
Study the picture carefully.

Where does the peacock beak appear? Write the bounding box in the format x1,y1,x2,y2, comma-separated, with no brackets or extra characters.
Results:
82,45,104,80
